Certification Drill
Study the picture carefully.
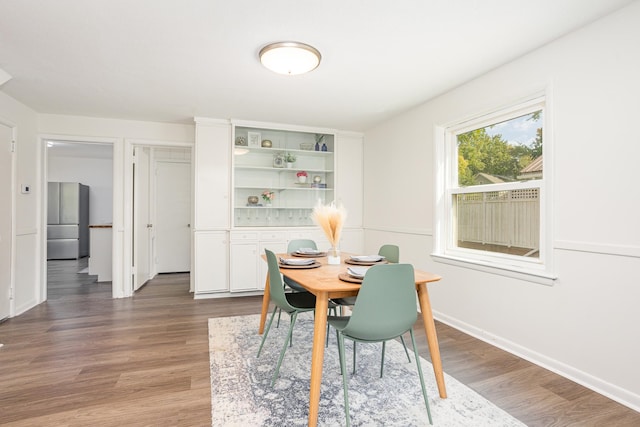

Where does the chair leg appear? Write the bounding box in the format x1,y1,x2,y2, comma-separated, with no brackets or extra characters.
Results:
276,308,282,328
326,306,336,347
410,328,432,425
352,341,357,375
337,332,351,427
380,341,386,378
257,306,278,357
271,311,298,387
400,334,411,363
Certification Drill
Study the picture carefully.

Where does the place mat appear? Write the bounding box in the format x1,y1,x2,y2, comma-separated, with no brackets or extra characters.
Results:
279,262,322,269
338,273,363,283
345,258,388,266
291,251,327,258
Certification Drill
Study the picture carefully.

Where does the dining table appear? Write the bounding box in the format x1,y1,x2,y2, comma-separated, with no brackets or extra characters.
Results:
258,252,446,427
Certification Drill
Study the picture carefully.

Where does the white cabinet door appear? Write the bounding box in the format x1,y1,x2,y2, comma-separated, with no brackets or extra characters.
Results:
194,119,230,229
230,241,259,292
194,231,228,294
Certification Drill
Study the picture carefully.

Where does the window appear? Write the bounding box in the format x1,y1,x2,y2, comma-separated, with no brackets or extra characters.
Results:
434,96,554,283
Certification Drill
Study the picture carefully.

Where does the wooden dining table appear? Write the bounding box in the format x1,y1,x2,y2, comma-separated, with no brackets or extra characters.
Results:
258,252,446,427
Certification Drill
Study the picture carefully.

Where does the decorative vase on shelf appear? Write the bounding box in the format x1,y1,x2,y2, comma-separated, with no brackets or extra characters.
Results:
298,175,307,184
287,162,293,169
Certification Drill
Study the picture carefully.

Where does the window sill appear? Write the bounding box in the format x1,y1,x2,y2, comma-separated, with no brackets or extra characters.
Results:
431,253,557,286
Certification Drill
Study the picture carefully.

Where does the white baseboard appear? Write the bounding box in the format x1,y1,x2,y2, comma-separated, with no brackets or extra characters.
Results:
433,310,640,413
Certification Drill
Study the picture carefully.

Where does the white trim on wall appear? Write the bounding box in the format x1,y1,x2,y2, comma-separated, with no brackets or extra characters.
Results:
433,310,640,412
555,240,640,259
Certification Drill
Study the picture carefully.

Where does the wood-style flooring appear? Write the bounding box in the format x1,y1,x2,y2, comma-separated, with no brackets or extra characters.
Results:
0,260,638,426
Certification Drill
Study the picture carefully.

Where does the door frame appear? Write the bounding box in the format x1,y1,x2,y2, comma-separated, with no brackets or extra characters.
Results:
124,139,193,296
0,119,16,319
39,134,120,301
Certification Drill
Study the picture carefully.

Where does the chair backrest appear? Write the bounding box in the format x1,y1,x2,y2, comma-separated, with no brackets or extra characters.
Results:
343,264,417,341
265,249,296,313
287,239,318,253
378,244,399,263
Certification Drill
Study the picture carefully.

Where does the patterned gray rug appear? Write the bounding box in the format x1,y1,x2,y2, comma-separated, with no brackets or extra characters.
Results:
209,313,525,426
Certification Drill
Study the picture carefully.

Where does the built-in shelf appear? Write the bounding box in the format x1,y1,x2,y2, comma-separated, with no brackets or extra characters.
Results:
233,124,335,227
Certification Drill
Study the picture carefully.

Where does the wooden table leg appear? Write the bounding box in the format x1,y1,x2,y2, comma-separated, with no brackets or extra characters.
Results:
308,291,329,427
258,274,270,334
417,283,448,398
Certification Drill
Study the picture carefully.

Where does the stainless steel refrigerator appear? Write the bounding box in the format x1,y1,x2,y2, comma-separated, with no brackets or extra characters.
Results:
47,182,90,260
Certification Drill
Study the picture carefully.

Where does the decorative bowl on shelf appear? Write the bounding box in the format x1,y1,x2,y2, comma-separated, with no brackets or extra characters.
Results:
300,142,314,150
261,139,272,148
247,195,259,205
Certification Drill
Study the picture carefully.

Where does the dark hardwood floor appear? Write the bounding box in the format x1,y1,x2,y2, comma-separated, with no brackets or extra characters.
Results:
0,260,638,426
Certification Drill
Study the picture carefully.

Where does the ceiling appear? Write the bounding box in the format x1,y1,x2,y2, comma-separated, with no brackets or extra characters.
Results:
0,0,634,132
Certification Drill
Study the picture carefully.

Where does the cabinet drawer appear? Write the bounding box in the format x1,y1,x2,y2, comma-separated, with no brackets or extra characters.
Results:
259,231,287,241
230,231,258,241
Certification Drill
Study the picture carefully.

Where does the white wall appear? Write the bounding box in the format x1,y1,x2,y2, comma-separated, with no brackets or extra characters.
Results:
48,155,113,225
363,1,640,411
0,91,40,315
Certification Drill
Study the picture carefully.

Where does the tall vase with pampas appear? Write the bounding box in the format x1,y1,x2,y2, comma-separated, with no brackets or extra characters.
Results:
311,202,347,265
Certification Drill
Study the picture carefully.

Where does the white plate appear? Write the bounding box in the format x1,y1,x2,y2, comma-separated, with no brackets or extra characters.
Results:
280,257,315,265
347,267,369,279
296,248,321,255
350,255,384,262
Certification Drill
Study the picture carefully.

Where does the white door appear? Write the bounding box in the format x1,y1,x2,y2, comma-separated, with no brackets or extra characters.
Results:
155,161,191,273
133,147,152,290
0,124,13,320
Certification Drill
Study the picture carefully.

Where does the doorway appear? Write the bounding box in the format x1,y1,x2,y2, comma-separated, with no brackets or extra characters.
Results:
45,141,114,299
131,146,192,291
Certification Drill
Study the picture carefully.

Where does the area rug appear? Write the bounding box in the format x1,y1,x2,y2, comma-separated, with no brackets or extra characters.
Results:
209,313,525,426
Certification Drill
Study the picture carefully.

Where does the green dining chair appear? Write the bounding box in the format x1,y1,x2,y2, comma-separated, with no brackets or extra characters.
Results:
328,264,433,426
332,244,412,369
257,249,316,386
276,239,336,345
283,239,318,292
275,239,317,328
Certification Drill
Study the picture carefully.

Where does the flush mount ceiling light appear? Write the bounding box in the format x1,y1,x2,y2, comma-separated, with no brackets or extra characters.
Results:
259,41,321,75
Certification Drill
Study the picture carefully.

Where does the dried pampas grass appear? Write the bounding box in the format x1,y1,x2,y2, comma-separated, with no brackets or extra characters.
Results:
311,202,347,248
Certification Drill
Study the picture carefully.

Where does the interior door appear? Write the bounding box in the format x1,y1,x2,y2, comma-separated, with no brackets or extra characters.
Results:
0,123,13,319
133,147,152,290
155,161,191,273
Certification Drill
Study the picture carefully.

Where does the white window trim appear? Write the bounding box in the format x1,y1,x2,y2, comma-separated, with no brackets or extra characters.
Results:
433,93,556,285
